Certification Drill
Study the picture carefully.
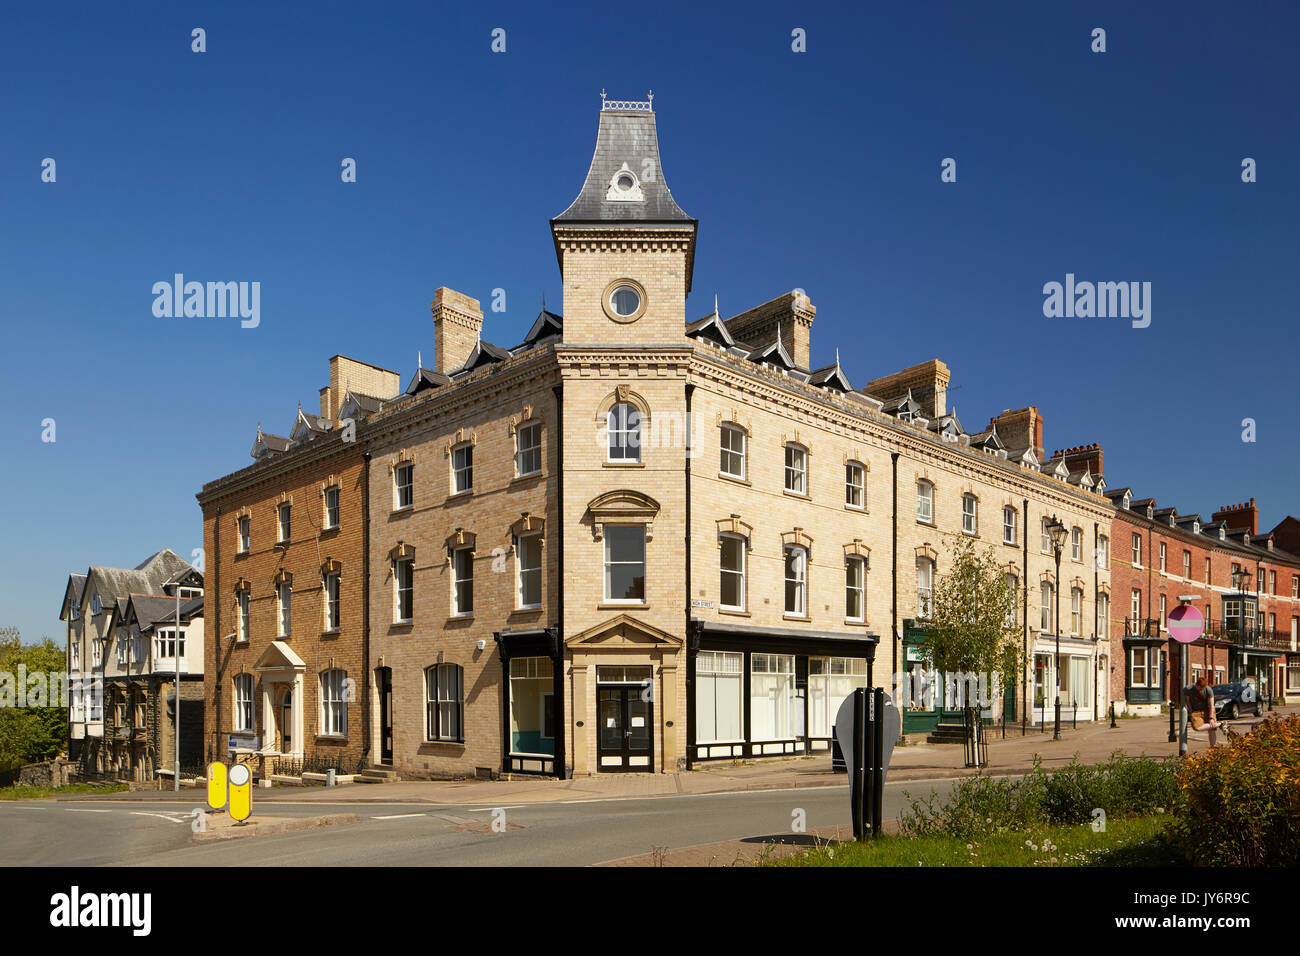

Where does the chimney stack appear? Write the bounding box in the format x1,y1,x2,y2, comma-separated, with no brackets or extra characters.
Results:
431,287,484,375
1212,498,1258,535
723,290,815,370
992,407,1045,462
864,359,951,419
1049,443,1104,478
319,355,401,420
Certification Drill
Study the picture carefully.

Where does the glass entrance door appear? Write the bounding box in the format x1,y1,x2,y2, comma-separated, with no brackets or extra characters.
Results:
596,685,653,771
378,667,393,764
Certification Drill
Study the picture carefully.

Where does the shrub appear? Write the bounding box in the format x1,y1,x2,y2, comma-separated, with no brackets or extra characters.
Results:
1169,714,1300,866
899,752,1181,838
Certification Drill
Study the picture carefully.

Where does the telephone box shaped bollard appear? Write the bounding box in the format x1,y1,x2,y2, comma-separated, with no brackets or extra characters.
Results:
228,762,252,823
834,688,901,840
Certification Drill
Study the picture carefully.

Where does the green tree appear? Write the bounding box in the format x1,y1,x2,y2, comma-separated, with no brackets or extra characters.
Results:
0,630,67,772
921,538,1020,766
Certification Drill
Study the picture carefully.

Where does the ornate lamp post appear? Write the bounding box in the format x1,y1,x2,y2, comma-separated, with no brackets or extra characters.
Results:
1046,516,1069,740
1230,566,1248,685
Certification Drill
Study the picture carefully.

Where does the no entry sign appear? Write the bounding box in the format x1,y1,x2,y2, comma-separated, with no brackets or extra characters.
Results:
1168,603,1205,644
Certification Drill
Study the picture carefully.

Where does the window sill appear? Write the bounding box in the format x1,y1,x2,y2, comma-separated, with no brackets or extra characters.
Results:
418,739,465,752
844,619,871,628
447,615,474,624
962,530,979,538
845,504,867,513
510,471,543,485
321,629,340,638
917,519,934,527
782,614,812,623
392,505,414,515
275,541,290,550
314,735,348,744
391,620,414,630
512,605,543,614
783,489,810,500
603,460,645,468
1002,539,1018,548
235,550,250,558
717,607,750,617
322,525,340,535
448,490,473,500
718,472,750,486
598,602,648,611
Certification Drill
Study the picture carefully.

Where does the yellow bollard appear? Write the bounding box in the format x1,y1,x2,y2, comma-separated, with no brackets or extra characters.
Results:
206,762,228,811
229,762,252,823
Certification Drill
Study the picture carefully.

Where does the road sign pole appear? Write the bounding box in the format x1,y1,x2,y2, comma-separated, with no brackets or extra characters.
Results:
871,687,885,837
852,688,866,840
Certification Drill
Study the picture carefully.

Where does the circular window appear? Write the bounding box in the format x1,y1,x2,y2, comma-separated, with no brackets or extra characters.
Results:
601,278,647,322
616,173,635,191
609,285,641,317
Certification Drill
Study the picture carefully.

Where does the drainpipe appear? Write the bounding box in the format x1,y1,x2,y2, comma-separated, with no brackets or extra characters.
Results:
362,451,371,766
1093,521,1099,722
551,383,566,780
1022,497,1029,733
213,505,221,763
684,383,695,771
890,453,899,703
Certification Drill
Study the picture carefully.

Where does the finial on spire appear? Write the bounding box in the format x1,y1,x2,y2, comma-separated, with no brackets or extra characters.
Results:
647,90,654,105
542,291,546,313
714,293,719,317
600,88,607,102
418,350,422,370
835,347,840,368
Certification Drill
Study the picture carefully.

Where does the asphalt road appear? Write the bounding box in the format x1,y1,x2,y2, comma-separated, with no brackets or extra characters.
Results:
0,777,963,866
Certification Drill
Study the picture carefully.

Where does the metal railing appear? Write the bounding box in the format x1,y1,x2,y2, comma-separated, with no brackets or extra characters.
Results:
1124,616,1294,652
270,753,365,777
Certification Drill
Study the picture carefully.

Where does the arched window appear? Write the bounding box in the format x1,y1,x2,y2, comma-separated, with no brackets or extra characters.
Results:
608,403,641,462
426,664,464,742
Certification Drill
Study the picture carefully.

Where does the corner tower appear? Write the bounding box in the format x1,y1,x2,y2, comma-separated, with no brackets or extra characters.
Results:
551,93,697,344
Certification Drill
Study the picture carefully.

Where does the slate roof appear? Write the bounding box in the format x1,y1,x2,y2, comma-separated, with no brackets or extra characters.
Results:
84,550,194,616
553,103,693,225
404,367,453,395
59,573,87,619
517,308,563,349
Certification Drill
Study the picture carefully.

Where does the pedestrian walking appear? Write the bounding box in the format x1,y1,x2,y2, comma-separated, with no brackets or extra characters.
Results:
1186,676,1221,747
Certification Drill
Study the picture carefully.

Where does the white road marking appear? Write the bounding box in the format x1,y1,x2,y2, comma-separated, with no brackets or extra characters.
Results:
64,808,112,813
372,813,426,820
129,812,189,823
466,805,527,812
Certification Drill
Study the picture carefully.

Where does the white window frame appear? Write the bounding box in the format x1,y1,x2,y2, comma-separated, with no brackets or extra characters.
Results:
1040,582,1053,632
720,424,746,479
277,582,291,638
603,525,646,604
237,590,250,643
607,403,641,463
845,555,865,622
426,664,464,743
233,674,254,732
516,533,543,609
324,571,340,632
961,494,978,535
1131,533,1142,567
1159,542,1167,572
784,444,807,495
845,462,865,510
916,558,934,620
516,422,542,477
1071,588,1082,635
278,502,291,543
1071,527,1082,562
324,487,340,530
452,547,474,617
394,559,413,623
719,533,746,611
451,443,473,495
394,462,414,510
320,670,348,738
1003,506,1016,545
238,516,251,553
917,480,934,525
784,545,807,616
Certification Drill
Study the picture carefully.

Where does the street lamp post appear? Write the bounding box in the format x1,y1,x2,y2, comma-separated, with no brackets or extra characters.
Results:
1046,516,1069,740
1230,567,1248,686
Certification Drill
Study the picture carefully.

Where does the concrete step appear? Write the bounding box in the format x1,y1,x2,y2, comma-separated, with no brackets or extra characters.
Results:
355,769,399,783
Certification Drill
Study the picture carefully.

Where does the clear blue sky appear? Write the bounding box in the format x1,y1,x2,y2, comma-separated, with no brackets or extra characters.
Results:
3,1,1298,645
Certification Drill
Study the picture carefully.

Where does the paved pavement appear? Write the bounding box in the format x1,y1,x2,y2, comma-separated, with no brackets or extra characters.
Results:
76,704,1295,809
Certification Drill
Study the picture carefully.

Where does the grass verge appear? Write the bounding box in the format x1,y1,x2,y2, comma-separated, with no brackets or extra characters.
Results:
771,815,1184,867
0,782,129,800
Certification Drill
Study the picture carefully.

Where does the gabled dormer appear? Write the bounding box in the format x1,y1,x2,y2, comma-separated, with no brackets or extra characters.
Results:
251,424,291,460
687,299,736,349
971,423,1006,455
747,328,796,372
338,389,385,422
519,306,563,349
290,407,333,445
457,339,511,374
809,350,852,394
405,366,452,396
883,388,923,423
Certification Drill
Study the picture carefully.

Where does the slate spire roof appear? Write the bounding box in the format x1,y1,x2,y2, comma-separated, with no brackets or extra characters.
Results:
553,93,694,225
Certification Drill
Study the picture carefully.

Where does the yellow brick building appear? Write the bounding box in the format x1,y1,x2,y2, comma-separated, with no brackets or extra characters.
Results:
201,94,1114,779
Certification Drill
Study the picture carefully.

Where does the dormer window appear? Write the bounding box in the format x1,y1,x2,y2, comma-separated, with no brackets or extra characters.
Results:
91,593,102,616
605,162,644,202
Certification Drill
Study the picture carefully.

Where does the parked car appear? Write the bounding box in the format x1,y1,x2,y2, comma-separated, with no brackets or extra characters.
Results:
1212,682,1261,720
